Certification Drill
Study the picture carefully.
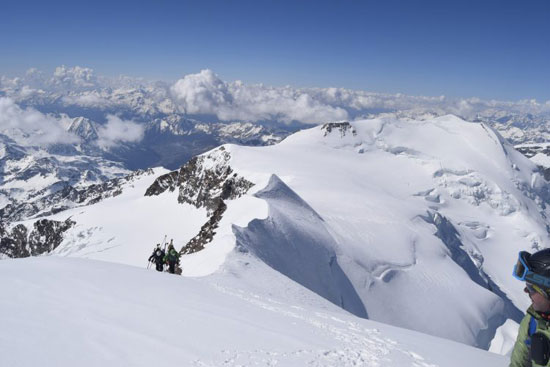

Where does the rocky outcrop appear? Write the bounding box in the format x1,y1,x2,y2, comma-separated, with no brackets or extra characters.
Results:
0,218,75,258
321,121,357,137
0,224,28,258
144,171,179,196
145,146,254,215
181,201,227,254
515,145,550,181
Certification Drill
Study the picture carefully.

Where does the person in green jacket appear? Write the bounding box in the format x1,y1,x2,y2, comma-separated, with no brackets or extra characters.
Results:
164,242,180,274
511,249,550,367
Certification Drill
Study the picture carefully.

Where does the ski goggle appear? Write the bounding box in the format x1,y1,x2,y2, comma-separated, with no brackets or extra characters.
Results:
514,251,550,289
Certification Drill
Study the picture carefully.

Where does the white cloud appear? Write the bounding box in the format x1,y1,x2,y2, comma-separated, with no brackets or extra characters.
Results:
171,69,231,115
62,93,111,107
0,97,79,146
51,65,98,90
2,66,550,126
171,69,348,124
170,70,550,125
96,115,145,149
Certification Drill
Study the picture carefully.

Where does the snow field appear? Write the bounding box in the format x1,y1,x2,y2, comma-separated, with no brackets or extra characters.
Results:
0,256,507,367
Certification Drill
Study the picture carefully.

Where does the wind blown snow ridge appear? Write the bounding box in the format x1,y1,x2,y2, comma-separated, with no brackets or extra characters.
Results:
234,174,368,318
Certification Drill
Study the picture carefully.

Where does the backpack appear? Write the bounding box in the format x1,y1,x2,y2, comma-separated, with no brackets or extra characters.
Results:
167,249,178,262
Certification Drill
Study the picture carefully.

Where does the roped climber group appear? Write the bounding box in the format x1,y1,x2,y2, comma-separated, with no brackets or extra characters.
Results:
148,239,181,274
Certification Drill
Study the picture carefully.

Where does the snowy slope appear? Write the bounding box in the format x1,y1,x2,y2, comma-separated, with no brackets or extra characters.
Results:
48,167,209,266
24,115,550,352
0,256,507,367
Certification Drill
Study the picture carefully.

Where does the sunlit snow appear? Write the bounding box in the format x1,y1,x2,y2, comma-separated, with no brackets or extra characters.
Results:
3,115,545,366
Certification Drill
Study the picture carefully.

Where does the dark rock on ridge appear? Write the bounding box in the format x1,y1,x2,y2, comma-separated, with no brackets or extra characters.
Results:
181,201,227,255
321,121,357,137
145,146,254,215
0,218,75,258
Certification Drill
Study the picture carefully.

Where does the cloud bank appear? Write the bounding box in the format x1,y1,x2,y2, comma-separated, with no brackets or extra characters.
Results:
96,115,145,149
0,98,144,149
2,66,550,126
170,69,550,125
170,69,348,124
0,97,79,146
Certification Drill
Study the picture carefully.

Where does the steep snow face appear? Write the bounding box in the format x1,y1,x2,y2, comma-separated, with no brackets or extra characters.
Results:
234,174,368,318
0,256,507,367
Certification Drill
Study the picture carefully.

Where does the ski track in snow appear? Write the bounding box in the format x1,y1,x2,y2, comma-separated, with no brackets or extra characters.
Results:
194,284,439,367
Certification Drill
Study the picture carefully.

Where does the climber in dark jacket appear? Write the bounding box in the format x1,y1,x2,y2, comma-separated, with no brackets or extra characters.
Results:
164,243,180,274
148,244,165,272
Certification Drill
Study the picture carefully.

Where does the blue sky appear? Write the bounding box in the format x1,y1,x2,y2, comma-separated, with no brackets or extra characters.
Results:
2,0,549,101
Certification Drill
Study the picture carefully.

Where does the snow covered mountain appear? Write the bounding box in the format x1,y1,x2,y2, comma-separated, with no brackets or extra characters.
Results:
0,133,131,219
4,115,548,360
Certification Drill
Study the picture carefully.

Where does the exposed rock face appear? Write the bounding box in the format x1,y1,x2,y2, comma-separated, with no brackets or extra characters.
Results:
145,146,254,215
28,219,76,255
144,171,179,197
181,201,227,254
515,145,550,181
0,224,28,258
0,218,75,258
321,121,357,137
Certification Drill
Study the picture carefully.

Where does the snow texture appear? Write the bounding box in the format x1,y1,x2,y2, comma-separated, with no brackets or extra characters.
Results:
0,256,507,367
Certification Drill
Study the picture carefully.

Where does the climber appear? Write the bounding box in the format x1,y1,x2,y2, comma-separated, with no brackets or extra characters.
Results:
164,242,180,274
510,249,550,366
148,244,165,272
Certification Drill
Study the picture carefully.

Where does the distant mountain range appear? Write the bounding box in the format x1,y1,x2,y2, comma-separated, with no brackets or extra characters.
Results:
2,66,550,257
0,66,301,171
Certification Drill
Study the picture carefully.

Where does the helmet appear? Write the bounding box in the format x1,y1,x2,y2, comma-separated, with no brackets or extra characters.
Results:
529,249,550,277
514,249,550,290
